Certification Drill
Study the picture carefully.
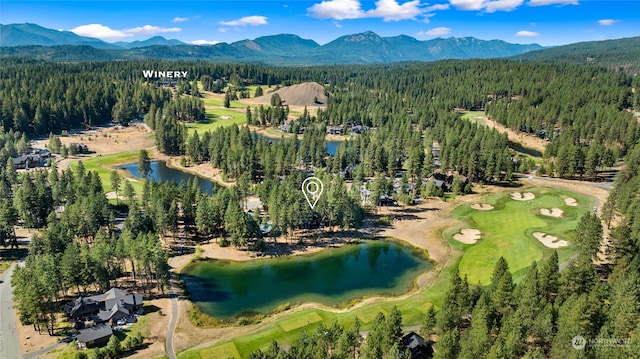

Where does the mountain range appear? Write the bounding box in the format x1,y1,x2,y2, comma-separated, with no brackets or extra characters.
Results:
0,23,544,65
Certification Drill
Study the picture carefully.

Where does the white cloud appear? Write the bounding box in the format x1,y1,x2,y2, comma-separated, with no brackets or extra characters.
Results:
528,0,578,6
334,21,343,28
598,19,618,26
308,0,364,20
191,40,220,45
71,24,131,40
71,23,182,40
516,30,540,36
219,15,268,26
485,0,523,12
308,0,444,21
218,27,228,33
424,3,451,12
173,17,189,23
448,0,485,10
125,25,181,35
449,0,523,12
366,0,422,21
418,26,452,36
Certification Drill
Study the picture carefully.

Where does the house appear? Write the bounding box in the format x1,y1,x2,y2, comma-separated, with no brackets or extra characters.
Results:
70,143,89,154
11,154,43,169
65,288,143,326
401,332,433,359
326,125,344,135
349,125,370,134
277,121,292,133
76,323,113,349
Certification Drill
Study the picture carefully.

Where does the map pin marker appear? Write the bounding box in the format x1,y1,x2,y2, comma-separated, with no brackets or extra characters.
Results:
302,177,324,210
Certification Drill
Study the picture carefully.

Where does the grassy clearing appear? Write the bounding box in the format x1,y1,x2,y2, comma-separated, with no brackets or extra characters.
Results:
460,111,486,125
202,97,246,109
69,151,144,194
185,109,246,135
453,187,591,284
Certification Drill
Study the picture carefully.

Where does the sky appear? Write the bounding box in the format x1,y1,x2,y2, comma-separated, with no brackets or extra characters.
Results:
1,0,638,46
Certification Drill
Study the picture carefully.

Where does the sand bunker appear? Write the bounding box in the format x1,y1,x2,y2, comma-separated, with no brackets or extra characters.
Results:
453,228,481,244
511,192,535,201
533,232,568,248
471,204,494,211
564,197,578,207
220,115,232,120
540,208,564,218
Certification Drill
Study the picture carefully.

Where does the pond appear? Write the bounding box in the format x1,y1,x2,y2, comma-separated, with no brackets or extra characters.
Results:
181,240,432,318
120,161,219,194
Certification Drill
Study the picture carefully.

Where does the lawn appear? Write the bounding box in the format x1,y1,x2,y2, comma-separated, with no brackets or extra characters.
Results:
452,187,591,284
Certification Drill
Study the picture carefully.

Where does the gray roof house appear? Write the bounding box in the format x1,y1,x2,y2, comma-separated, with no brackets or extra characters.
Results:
76,323,113,349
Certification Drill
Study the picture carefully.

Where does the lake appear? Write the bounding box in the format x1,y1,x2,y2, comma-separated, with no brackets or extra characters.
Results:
120,161,219,194
181,240,431,318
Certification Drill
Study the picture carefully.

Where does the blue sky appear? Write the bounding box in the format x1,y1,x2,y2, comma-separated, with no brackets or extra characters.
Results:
1,0,638,46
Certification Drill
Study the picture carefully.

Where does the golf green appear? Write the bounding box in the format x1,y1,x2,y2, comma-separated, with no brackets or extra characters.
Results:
453,188,590,284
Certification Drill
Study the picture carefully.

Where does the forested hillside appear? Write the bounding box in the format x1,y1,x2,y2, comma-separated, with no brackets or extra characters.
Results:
512,36,640,74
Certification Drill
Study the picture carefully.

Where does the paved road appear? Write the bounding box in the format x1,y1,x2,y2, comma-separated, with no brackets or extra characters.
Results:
166,228,185,359
166,256,179,359
0,263,23,359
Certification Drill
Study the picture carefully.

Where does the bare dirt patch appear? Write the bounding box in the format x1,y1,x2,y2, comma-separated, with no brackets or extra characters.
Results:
511,192,535,201
540,207,564,218
564,197,578,206
453,228,481,244
243,82,328,107
483,115,547,154
533,232,568,248
470,203,494,211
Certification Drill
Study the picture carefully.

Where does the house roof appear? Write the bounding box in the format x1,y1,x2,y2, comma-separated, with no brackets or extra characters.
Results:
76,323,113,344
96,302,129,323
401,332,433,359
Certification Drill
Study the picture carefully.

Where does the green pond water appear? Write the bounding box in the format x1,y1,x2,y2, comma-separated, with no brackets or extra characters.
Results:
181,240,432,318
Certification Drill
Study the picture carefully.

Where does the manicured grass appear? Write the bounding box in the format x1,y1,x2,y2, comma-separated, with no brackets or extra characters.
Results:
185,109,246,135
452,187,592,284
69,151,144,194
460,111,486,125
202,97,246,109
279,311,323,332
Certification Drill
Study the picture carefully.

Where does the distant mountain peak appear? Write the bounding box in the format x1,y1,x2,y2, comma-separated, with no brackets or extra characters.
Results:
2,22,547,65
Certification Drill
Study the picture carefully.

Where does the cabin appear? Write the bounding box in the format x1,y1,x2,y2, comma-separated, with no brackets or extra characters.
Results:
401,332,433,359
76,323,113,349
